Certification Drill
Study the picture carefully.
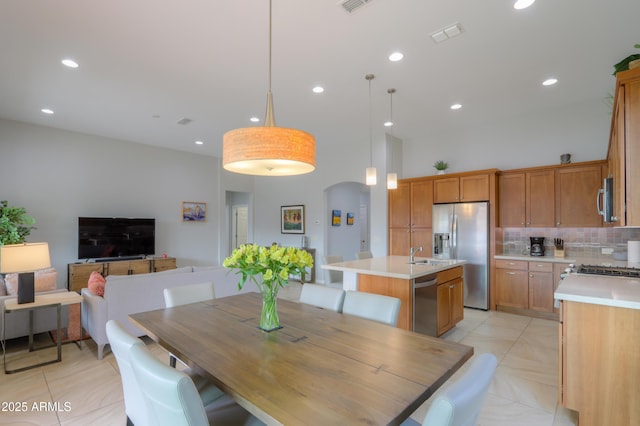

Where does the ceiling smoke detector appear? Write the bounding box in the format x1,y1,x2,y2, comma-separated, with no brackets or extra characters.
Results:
338,0,373,14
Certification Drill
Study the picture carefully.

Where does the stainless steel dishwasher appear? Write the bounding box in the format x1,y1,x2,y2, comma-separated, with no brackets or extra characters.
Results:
413,273,438,336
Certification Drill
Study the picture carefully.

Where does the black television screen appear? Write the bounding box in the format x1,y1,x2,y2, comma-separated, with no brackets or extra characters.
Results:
78,217,155,260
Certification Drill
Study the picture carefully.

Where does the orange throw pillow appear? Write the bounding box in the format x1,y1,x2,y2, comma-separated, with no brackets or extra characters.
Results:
88,271,106,297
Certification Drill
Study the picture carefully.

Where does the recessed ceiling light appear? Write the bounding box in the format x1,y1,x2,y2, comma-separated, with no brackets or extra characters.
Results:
389,52,404,62
542,78,558,86
41,108,54,114
61,58,79,68
250,117,260,122
195,140,204,145
312,86,324,94
514,0,535,10
384,121,393,127
450,103,462,110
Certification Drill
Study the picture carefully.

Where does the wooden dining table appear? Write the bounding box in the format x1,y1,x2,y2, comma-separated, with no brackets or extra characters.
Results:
129,292,473,426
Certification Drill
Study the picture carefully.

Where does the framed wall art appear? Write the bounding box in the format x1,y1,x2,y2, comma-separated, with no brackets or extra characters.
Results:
332,210,342,226
347,212,354,225
281,205,305,234
182,201,206,222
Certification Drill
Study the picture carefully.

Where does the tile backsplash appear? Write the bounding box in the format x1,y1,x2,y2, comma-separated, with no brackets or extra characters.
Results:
499,227,640,260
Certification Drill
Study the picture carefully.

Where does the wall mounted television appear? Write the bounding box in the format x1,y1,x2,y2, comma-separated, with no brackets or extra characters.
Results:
78,217,155,260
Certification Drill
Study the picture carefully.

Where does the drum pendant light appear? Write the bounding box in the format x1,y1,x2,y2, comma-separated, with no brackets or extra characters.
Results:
223,0,315,176
365,74,376,186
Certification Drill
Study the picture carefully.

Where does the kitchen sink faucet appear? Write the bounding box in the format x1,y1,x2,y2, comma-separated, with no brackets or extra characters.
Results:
409,246,423,263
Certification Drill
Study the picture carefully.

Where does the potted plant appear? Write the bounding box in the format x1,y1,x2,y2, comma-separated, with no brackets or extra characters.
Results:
613,44,640,75
0,200,36,245
434,160,449,175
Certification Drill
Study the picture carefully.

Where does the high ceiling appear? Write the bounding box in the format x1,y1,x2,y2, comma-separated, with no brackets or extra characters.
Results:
1,0,638,158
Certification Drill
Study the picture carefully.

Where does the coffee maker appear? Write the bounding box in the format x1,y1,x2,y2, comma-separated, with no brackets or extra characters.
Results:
530,237,545,256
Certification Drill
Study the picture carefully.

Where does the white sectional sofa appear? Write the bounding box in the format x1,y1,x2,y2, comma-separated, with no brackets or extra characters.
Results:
81,265,257,359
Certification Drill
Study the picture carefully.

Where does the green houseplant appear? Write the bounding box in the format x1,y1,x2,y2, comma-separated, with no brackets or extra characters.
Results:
224,243,314,331
613,44,640,75
434,160,449,174
0,200,36,245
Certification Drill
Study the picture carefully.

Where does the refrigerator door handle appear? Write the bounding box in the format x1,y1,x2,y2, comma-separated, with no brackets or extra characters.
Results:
451,213,457,259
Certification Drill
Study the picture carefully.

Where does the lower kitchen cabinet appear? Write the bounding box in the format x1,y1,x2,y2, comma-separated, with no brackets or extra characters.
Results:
559,300,640,425
436,266,464,336
495,259,557,318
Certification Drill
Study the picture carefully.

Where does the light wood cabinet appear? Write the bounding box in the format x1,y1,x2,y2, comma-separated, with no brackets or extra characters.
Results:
106,259,151,276
499,173,526,227
436,266,464,336
499,162,606,228
433,173,489,204
607,67,640,226
388,179,433,256
526,169,555,227
495,260,528,309
527,261,554,312
495,259,557,315
555,165,603,227
559,300,640,425
67,257,176,293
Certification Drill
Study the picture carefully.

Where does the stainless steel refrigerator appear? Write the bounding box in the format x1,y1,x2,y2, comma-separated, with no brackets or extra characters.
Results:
432,202,489,310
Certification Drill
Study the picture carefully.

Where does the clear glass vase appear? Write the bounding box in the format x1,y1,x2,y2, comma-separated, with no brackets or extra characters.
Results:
259,284,281,332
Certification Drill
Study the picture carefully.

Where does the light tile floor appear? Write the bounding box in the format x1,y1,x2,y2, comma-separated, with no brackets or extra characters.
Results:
1,282,578,425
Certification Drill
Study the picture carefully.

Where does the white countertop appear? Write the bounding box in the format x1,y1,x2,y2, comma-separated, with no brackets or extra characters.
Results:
495,254,576,263
555,274,640,310
321,256,467,280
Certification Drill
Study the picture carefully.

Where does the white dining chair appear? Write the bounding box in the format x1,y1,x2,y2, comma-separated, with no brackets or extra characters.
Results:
324,255,344,289
129,343,264,426
164,281,215,308
355,251,373,259
401,353,498,426
163,282,215,367
342,291,401,327
106,320,150,426
299,283,346,312
106,320,225,416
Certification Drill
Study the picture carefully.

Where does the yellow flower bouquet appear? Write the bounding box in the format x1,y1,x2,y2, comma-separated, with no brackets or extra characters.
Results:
223,243,314,331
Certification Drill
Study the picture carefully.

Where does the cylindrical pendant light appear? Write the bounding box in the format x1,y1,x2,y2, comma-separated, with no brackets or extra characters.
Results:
386,88,398,189
223,0,315,176
365,74,376,186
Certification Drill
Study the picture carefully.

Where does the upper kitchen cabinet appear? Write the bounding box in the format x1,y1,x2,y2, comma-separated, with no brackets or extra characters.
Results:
433,171,492,204
388,179,433,256
499,161,606,228
499,169,554,227
555,164,603,227
607,67,640,226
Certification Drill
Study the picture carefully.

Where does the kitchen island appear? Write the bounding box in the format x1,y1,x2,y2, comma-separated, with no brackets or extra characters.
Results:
322,256,467,334
555,274,640,426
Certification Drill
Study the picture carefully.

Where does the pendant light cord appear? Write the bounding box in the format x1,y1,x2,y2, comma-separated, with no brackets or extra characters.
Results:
268,0,272,94
368,75,373,166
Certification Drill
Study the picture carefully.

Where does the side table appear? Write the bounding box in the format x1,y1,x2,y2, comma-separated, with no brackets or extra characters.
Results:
2,291,83,374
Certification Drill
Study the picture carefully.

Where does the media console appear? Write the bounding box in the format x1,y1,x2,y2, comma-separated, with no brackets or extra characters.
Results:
67,257,176,293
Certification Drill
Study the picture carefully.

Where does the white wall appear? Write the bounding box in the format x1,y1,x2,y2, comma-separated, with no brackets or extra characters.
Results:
0,119,240,288
402,99,610,177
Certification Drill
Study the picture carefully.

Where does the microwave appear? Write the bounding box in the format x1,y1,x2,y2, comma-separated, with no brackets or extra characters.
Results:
597,177,616,223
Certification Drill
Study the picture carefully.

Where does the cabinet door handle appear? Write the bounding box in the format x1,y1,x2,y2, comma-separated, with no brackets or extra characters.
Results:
507,262,515,265
449,285,455,289
506,272,516,275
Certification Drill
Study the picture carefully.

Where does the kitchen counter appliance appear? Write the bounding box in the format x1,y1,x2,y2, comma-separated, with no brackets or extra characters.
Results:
576,264,640,278
413,273,438,336
530,237,545,256
433,202,489,310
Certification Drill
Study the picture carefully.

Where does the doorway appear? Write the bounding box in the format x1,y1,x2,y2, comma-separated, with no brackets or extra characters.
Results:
231,205,248,249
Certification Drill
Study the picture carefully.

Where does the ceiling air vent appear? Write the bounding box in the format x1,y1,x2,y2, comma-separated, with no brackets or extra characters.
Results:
176,117,193,126
338,0,373,14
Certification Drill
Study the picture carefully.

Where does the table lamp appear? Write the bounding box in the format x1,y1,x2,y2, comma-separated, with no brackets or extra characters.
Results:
0,242,51,304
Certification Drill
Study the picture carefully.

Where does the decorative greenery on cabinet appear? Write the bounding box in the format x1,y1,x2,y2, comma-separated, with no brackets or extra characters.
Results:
0,200,36,245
